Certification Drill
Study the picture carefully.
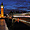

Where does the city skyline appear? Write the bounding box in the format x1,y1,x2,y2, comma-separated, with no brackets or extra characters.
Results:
0,0,30,14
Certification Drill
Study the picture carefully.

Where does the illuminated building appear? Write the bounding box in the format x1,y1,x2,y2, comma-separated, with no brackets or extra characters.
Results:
1,3,4,17
0,3,4,18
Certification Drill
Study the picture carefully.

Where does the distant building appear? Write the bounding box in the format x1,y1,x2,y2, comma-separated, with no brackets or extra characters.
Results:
5,9,10,14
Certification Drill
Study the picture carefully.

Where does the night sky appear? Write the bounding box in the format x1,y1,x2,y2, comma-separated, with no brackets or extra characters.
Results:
0,0,30,14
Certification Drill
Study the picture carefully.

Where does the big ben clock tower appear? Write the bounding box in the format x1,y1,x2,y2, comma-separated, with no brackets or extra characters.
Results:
1,3,4,17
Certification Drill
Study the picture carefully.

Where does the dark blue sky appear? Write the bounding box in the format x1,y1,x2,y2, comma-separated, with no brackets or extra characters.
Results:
0,0,30,11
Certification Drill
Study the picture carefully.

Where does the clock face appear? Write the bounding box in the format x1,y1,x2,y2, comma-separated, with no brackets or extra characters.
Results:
1,6,3,8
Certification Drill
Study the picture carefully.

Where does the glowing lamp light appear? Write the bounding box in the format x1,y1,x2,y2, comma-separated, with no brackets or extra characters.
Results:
1,15,3,16
1,15,4,17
